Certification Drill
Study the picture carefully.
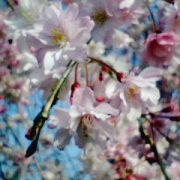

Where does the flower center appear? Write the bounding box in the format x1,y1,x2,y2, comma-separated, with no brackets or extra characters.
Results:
127,85,139,97
51,28,67,47
92,9,108,26
79,114,94,138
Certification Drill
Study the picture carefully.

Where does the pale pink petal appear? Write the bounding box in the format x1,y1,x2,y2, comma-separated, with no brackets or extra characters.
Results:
73,87,95,111
93,103,119,120
54,128,72,150
138,67,162,81
37,47,62,70
99,120,116,139
65,3,79,20
127,105,141,121
70,117,80,133
69,105,81,119
140,87,160,106
48,108,71,129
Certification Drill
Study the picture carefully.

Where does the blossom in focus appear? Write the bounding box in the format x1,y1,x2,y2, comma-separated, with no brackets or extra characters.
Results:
142,32,180,66
27,3,94,70
120,67,162,120
108,67,162,120
48,86,118,149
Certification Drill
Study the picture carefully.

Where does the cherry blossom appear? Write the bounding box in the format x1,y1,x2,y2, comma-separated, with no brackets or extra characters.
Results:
142,32,180,66
79,0,123,42
1,1,180,179
4,0,48,41
108,67,162,121
27,3,94,70
48,86,118,149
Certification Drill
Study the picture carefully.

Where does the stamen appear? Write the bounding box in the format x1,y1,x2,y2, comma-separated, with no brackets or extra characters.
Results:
79,114,94,138
92,9,108,26
51,28,67,46
127,85,139,97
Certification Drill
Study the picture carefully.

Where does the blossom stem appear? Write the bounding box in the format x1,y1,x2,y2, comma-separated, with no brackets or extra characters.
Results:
145,0,161,33
87,56,123,82
84,61,89,86
75,63,79,83
25,60,77,157
150,123,156,145
42,61,77,116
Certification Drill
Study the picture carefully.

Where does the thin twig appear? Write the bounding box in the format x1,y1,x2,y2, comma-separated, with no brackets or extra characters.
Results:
84,61,89,86
87,56,122,81
145,0,161,33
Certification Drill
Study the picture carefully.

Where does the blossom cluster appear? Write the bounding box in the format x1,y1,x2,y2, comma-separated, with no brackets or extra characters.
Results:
1,0,180,179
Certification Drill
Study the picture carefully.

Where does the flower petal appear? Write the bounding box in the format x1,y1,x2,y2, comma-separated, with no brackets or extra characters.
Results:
48,108,71,129
54,128,71,150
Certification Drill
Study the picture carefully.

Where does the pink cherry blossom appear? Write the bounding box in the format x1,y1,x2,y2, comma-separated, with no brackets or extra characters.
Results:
142,32,180,66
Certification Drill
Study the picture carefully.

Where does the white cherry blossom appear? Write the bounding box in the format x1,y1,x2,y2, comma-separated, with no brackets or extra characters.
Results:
108,67,162,121
48,86,118,149
27,3,94,70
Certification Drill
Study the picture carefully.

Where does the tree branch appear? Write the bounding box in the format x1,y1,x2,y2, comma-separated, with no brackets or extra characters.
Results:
25,61,77,157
